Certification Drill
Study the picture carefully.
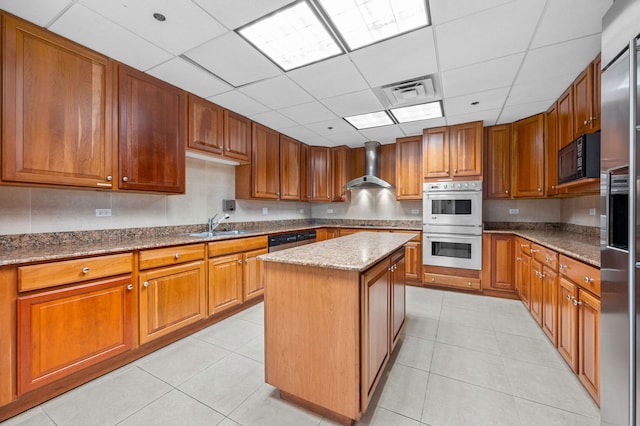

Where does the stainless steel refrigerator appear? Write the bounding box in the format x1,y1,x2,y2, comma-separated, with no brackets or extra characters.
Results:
601,1,640,424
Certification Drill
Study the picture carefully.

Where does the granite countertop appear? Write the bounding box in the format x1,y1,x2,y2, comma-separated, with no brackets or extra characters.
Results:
259,232,417,272
484,229,600,267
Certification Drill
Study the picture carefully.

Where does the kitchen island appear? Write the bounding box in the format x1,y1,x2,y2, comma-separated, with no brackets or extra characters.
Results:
260,232,416,425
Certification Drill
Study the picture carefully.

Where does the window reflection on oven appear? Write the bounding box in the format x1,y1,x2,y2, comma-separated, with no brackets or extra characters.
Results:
431,199,472,215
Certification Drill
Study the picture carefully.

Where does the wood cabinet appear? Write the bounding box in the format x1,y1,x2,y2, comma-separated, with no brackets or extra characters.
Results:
17,275,133,394
243,247,268,301
118,64,186,193
187,94,224,156
545,103,559,196
484,124,512,199
395,136,422,200
223,110,252,163
423,122,482,181
404,239,422,284
511,114,545,197
390,250,406,349
578,288,600,403
530,260,544,326
2,14,116,189
515,238,532,309
591,55,601,132
557,88,574,149
541,267,558,345
280,135,301,200
138,244,206,344
573,67,593,137
300,143,311,201
309,147,332,201
483,233,515,294
558,276,579,372
331,146,351,202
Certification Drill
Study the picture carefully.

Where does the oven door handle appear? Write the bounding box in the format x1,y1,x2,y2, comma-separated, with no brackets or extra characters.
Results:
425,233,478,239
426,191,481,198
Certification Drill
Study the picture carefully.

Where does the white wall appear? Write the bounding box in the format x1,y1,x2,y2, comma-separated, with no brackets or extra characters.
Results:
310,188,423,221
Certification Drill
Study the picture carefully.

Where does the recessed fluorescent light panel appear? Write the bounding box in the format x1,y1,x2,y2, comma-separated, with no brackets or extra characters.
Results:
317,0,429,50
390,101,443,123
344,111,394,129
237,1,343,71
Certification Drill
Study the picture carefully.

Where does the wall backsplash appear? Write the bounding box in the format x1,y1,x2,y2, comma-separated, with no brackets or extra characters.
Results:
310,188,423,221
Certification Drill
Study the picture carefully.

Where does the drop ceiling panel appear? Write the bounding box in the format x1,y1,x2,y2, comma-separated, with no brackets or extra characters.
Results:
443,87,510,117
50,4,173,71
358,125,406,144
278,102,337,125
350,27,438,88
249,110,298,130
497,100,555,124
506,73,577,106
429,0,512,25
207,91,270,116
185,32,281,87
446,109,501,126
436,0,546,71
399,117,447,135
191,0,293,30
305,118,356,136
0,0,72,26
239,75,314,110
322,130,368,147
287,55,370,100
303,135,333,146
321,90,385,117
279,126,320,141
147,57,232,98
531,0,612,49
441,53,524,98
80,0,227,55
516,34,601,85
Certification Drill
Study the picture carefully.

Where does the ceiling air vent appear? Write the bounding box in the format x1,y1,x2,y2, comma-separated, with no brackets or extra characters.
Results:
374,76,437,108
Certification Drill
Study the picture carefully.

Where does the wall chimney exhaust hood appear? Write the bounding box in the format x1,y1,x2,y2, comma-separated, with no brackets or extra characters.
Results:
344,141,392,189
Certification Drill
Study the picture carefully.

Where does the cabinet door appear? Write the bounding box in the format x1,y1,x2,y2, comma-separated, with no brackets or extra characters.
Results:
209,253,243,314
512,114,544,198
331,146,351,202
300,143,310,201
490,234,515,291
2,15,115,189
557,88,574,149
119,65,185,193
309,147,331,201
138,261,206,344
244,247,268,300
578,289,600,403
541,268,558,346
516,250,531,309
484,124,511,199
280,135,301,200
573,66,593,137
558,277,578,372
188,94,223,155
530,260,543,325
449,121,482,178
224,110,251,162
17,276,133,394
591,55,601,132
545,103,559,196
404,240,422,282
251,123,280,199
423,127,449,179
361,260,390,406
395,136,423,200
390,250,406,349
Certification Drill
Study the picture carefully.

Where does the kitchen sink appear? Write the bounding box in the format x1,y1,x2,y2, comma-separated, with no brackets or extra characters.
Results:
188,230,252,238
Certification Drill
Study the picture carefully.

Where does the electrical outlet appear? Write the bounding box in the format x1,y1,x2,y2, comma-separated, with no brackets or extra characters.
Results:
509,208,519,215
411,209,420,215
327,208,334,214
262,207,268,215
299,209,304,214
95,209,111,217
589,208,596,216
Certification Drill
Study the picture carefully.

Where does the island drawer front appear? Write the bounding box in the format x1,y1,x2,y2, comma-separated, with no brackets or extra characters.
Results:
423,272,481,291
559,255,600,296
208,236,268,257
139,244,205,270
531,244,558,270
19,253,133,292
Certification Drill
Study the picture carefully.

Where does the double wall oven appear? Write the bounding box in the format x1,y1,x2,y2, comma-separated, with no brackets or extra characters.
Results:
423,180,482,270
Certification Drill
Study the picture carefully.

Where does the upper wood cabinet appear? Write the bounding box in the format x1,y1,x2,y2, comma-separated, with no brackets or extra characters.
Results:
300,143,310,201
118,65,186,193
512,114,545,198
557,87,574,149
423,121,482,181
591,55,601,132
223,110,251,163
573,66,594,137
309,146,332,202
545,103,559,196
280,135,301,200
2,14,116,189
484,124,511,199
187,94,224,156
331,146,351,202
251,123,280,199
395,136,422,200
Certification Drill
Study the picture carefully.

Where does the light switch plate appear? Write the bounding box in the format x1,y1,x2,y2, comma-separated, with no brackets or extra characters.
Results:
262,207,268,215
327,209,334,214
411,209,420,215
96,209,111,217
589,208,596,216
509,208,519,215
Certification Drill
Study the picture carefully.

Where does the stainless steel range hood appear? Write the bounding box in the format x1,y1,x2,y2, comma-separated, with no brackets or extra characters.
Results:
344,141,393,189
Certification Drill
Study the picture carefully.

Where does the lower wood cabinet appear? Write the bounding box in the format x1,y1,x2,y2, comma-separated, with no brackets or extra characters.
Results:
557,276,579,371
482,233,515,296
515,238,532,308
208,253,244,314
578,288,600,403
530,260,544,326
541,267,558,345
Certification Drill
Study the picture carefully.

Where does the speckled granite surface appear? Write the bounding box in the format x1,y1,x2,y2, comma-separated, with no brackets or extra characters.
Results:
483,223,600,267
259,231,417,272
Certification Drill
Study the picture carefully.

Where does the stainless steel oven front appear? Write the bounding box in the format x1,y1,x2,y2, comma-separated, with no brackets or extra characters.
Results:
423,230,482,270
423,181,482,227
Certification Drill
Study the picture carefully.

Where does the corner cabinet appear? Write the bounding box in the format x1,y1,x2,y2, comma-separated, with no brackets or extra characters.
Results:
2,14,116,189
511,114,544,198
483,124,512,199
423,122,482,181
395,136,422,200
118,65,186,193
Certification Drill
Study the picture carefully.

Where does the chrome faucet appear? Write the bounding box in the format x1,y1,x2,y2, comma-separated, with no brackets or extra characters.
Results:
208,213,230,233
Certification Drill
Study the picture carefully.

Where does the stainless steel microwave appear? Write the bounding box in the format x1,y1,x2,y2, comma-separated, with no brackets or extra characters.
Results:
557,132,601,184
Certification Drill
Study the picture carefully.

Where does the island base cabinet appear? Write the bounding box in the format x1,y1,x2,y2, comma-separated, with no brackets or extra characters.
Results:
17,276,133,394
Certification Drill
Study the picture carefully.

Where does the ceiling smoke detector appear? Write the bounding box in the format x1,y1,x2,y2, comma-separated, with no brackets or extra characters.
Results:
374,76,437,108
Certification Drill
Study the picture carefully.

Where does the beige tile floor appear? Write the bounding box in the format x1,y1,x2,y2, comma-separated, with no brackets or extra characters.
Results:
1,286,600,426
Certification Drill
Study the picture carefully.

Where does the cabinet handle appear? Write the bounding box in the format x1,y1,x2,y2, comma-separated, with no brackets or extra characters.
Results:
238,260,242,264
127,284,134,291
537,188,542,192
106,175,113,181
505,190,509,194
551,185,555,189
454,169,458,173
122,176,129,182
445,169,449,173
174,253,180,260
566,294,573,301
559,264,567,270
82,267,90,274
245,259,249,264
218,145,222,149
143,281,149,287
431,277,435,282
572,299,582,306
584,276,593,283
545,256,551,262
530,249,539,253
226,148,230,151
467,281,472,286
584,120,589,125
516,257,522,261
520,244,528,248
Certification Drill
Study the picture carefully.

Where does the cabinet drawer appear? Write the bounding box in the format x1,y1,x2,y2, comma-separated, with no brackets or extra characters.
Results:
423,272,481,291
18,253,132,292
559,255,600,296
531,243,558,270
208,236,268,257
517,238,531,256
139,244,205,270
